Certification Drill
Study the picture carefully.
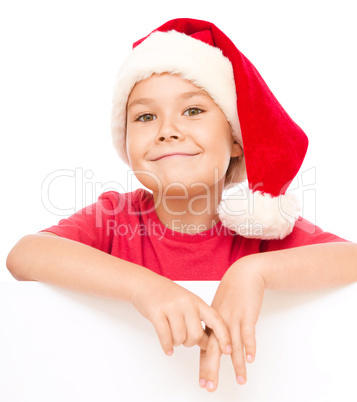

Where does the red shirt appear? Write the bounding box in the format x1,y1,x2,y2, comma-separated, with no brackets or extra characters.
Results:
40,189,348,280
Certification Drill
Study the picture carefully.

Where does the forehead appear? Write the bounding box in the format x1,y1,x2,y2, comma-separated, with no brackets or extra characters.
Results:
127,73,212,104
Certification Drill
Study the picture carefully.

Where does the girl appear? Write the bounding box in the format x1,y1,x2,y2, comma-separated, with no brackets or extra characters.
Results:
6,18,357,393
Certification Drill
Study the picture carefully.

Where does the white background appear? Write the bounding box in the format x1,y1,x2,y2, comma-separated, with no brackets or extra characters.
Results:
1,0,357,281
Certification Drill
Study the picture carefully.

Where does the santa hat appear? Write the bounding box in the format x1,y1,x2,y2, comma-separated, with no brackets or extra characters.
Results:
111,18,308,240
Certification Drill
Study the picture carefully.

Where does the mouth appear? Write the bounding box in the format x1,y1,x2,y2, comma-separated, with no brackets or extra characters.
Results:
151,153,200,161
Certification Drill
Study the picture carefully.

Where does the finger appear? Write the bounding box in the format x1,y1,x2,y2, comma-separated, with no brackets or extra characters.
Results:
200,305,232,355
199,332,222,392
241,320,256,364
167,314,187,347
229,323,247,385
196,331,210,350
152,316,174,356
182,310,209,349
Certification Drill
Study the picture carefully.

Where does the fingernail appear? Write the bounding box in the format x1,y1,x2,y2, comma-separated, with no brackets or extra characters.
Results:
167,350,174,356
237,376,245,384
226,345,232,354
206,381,214,389
247,354,253,362
199,379,206,387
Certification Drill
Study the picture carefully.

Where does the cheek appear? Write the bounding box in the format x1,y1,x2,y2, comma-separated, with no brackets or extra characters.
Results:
207,139,234,178
126,130,142,167
206,127,233,161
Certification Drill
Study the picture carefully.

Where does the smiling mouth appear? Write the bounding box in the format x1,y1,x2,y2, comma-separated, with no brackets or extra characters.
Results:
152,153,200,161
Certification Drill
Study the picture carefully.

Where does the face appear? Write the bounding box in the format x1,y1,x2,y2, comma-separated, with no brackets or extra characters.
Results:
126,73,242,197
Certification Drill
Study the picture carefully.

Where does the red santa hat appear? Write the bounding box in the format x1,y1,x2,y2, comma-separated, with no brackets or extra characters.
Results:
111,18,308,240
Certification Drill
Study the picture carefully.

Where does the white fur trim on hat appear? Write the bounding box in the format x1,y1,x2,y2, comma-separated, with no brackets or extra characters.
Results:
217,182,301,239
111,30,241,165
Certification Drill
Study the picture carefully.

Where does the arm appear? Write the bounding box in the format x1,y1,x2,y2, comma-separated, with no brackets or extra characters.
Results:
256,242,357,291
199,242,357,392
6,232,232,356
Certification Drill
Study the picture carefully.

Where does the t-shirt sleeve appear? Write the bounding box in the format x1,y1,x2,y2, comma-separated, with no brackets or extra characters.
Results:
260,216,349,253
39,191,123,254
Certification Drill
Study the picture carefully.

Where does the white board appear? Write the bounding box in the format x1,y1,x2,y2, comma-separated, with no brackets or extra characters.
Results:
1,281,357,401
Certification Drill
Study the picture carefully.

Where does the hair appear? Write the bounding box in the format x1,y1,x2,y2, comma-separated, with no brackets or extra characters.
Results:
224,154,246,190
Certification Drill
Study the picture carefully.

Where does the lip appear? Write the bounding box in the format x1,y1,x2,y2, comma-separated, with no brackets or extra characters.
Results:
151,152,200,161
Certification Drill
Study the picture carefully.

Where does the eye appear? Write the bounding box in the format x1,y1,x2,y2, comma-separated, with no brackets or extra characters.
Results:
137,113,156,122
183,108,203,116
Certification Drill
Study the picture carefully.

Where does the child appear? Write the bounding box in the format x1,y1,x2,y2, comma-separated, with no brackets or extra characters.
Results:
6,18,357,393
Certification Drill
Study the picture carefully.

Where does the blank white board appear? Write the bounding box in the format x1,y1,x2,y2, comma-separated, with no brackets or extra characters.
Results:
1,281,357,401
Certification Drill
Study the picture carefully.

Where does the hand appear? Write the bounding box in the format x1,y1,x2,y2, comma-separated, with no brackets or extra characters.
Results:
199,257,266,391
130,272,232,356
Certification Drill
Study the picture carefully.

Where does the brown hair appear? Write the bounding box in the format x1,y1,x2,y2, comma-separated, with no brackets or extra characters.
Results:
224,154,246,189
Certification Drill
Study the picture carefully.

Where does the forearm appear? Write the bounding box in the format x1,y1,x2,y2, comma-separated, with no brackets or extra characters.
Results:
241,242,357,292
6,233,160,302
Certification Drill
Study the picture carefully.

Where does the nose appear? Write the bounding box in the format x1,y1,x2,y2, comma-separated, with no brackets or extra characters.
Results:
155,118,184,143
156,133,181,142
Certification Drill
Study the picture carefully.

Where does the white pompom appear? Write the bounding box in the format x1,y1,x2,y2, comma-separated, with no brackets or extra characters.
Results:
217,183,301,239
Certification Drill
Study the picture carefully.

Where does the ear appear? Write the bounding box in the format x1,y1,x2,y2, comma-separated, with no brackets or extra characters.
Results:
231,141,243,158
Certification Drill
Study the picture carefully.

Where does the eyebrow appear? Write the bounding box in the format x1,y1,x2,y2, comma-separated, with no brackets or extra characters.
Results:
127,98,154,110
127,90,211,110
180,90,211,100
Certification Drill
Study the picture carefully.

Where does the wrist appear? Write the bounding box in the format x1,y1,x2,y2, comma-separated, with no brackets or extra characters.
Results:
128,266,172,306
